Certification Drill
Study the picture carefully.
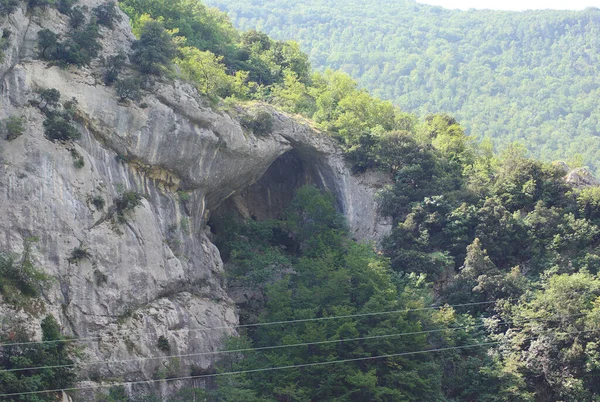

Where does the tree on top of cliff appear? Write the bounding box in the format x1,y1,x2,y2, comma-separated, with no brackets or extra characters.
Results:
131,21,178,75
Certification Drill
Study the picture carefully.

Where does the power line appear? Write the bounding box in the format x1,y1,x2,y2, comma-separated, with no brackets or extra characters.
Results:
0,312,586,375
0,322,494,374
0,328,596,399
0,299,499,348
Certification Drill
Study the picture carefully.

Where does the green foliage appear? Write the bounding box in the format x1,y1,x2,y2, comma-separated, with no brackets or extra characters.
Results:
115,77,141,101
157,335,170,352
205,0,600,173
175,46,248,99
0,239,51,308
68,6,86,29
39,23,102,67
39,88,61,109
2,115,25,141
67,245,91,264
103,52,127,85
484,273,600,401
0,0,19,15
130,21,177,75
208,186,476,400
0,316,76,401
55,0,77,14
28,0,54,9
91,195,105,210
69,148,85,169
43,112,80,141
239,110,273,135
36,90,81,142
93,2,121,28
37,29,59,60
115,191,143,223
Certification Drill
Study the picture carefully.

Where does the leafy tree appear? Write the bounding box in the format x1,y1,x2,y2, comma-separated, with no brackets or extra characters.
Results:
0,316,76,401
103,52,127,86
0,0,19,14
205,0,600,173
131,21,177,75
27,0,54,9
39,88,61,109
175,46,244,98
55,0,76,14
2,115,25,141
43,112,80,141
68,6,86,29
92,2,121,28
37,29,59,59
115,77,141,101
487,273,600,401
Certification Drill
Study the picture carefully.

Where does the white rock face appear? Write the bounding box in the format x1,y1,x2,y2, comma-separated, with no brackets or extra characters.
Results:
0,1,389,397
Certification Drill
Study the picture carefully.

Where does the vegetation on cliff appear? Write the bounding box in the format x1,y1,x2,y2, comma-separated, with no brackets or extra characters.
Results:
204,0,600,173
2,0,600,400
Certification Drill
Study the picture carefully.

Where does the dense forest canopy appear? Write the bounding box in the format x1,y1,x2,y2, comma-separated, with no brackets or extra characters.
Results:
2,0,600,400
203,0,600,173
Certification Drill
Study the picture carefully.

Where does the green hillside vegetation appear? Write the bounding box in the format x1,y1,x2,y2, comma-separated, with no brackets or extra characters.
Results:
203,0,600,173
2,0,600,400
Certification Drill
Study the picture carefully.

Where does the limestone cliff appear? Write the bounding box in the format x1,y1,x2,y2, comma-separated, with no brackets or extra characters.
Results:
0,1,389,398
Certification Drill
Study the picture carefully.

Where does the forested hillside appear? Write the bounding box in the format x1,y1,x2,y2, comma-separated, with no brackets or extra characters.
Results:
203,0,600,172
2,0,600,400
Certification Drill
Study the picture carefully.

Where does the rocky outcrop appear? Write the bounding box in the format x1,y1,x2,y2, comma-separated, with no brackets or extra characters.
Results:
566,167,600,189
0,1,389,398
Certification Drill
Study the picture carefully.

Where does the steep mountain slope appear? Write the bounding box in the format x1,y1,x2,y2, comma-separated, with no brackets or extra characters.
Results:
0,1,386,399
204,0,600,171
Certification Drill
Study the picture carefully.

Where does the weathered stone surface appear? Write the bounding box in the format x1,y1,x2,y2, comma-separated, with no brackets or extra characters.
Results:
566,167,600,189
0,0,389,398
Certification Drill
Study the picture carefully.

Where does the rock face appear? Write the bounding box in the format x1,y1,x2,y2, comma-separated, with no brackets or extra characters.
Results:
0,1,389,398
566,167,600,189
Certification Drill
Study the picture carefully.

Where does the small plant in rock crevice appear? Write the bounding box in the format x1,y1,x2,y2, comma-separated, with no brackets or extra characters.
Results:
114,191,143,223
67,245,91,264
157,335,170,352
2,115,25,141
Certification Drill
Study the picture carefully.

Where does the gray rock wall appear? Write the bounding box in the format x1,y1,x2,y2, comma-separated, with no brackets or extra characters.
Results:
0,1,389,398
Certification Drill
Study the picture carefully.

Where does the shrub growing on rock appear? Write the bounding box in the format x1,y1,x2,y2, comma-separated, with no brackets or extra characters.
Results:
93,1,121,28
131,21,177,75
115,77,141,101
104,51,127,85
115,191,143,222
43,112,80,141
0,0,20,15
241,110,274,135
3,115,25,140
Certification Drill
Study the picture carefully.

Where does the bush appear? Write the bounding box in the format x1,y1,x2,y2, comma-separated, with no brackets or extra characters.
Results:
56,0,76,14
240,110,274,135
104,52,127,85
38,29,60,60
157,335,170,352
91,195,105,210
3,115,25,140
27,0,53,9
131,21,177,75
115,77,141,101
68,6,86,29
115,191,143,222
39,88,61,109
40,23,102,67
67,245,91,263
43,112,80,141
70,148,85,168
0,239,51,305
0,317,76,399
93,2,121,28
0,0,19,15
